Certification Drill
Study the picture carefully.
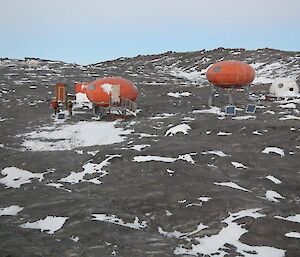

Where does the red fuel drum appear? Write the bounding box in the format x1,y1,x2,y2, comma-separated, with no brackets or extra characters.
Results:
85,77,139,107
206,61,255,88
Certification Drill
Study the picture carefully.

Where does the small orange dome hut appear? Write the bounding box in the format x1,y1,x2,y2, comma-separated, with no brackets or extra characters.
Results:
206,60,255,88
85,77,139,107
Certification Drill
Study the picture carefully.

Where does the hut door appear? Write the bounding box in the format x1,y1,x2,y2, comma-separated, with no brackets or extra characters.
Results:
111,85,120,104
59,87,65,101
55,83,67,102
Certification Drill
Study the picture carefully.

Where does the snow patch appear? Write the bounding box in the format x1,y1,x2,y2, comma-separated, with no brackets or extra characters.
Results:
87,150,99,156
201,150,229,157
133,155,176,163
263,110,276,115
133,153,196,164
167,92,191,98
186,196,211,208
71,236,79,242
278,103,297,109
265,190,285,203
198,196,211,202
166,169,175,176
217,131,232,136
231,161,249,169
279,115,300,121
75,92,92,109
46,183,71,192
285,232,300,239
174,208,285,257
165,210,173,216
150,113,177,120
253,77,274,84
20,216,68,234
60,155,120,185
262,147,285,157
19,121,133,151
122,144,150,151
232,115,256,120
193,106,224,116
169,68,204,82
266,175,282,184
0,167,45,188
0,205,23,216
178,153,196,164
165,124,191,136
253,130,263,135
159,223,208,240
92,214,147,230
138,133,158,138
275,214,300,223
214,182,251,192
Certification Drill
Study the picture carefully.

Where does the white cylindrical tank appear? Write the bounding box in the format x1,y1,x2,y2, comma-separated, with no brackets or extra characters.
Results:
269,78,299,98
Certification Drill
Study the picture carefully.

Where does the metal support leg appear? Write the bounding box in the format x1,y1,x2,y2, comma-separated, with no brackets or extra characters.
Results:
208,85,215,107
93,104,99,115
226,89,234,105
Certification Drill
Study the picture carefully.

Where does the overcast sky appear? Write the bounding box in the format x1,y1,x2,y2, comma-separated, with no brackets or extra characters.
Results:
0,0,299,64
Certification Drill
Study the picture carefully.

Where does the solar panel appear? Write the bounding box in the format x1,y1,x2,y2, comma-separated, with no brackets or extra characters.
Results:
225,105,236,116
57,113,65,119
245,104,256,114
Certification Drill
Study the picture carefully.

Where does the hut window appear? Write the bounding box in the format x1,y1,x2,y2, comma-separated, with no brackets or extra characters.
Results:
289,87,294,91
87,84,95,90
213,66,221,72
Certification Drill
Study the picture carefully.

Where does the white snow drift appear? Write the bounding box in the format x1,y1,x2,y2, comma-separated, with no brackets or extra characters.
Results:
20,216,68,234
0,205,23,216
275,214,300,223
165,124,191,136
262,147,285,157
159,223,208,240
214,182,251,192
201,150,229,157
0,167,45,188
231,161,249,169
92,214,147,230
19,121,133,151
60,155,121,185
174,208,285,257
133,153,196,164
285,232,300,239
265,190,285,203
167,92,191,98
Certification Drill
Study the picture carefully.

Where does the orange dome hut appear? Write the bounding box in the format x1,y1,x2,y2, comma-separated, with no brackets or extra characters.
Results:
206,60,255,88
206,61,255,106
85,77,139,107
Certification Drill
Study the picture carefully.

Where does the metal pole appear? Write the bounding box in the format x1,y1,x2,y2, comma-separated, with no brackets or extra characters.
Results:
226,89,234,105
208,85,215,106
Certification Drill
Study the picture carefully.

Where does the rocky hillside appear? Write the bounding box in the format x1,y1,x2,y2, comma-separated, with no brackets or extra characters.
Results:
1,48,299,91
0,48,300,257
92,48,300,85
